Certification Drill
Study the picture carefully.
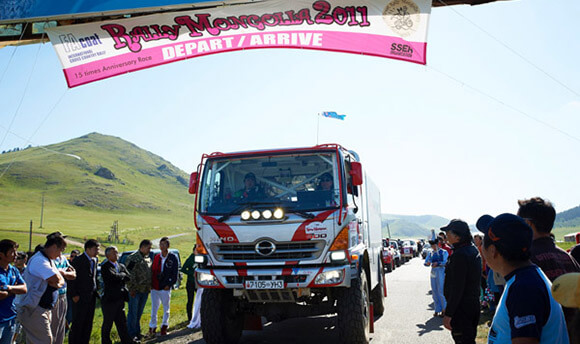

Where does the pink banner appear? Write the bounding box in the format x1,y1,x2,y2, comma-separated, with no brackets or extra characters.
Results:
48,0,432,88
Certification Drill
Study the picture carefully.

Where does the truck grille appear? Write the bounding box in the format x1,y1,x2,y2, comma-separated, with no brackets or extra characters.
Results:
212,240,325,262
244,289,297,303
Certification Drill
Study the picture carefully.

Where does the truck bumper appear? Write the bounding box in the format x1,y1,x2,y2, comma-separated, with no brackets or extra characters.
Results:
196,264,354,289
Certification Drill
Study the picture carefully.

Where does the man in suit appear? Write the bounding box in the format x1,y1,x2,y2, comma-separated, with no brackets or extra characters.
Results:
101,246,134,344
68,239,99,344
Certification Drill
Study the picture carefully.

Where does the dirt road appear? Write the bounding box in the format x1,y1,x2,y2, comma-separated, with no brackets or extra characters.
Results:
148,257,454,344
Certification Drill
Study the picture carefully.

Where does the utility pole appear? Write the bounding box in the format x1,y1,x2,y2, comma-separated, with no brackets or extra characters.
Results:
39,192,45,228
29,220,33,252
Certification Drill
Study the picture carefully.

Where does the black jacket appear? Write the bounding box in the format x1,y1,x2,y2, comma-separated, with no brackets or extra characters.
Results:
443,242,481,318
68,253,98,299
101,260,130,303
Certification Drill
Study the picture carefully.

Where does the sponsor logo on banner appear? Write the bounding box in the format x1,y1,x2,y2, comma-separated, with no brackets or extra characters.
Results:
47,0,431,87
382,0,421,38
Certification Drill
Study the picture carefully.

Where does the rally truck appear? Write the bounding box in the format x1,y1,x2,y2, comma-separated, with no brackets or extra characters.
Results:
188,144,386,344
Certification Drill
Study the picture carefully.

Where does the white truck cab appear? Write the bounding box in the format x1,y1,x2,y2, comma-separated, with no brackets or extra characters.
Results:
189,144,385,344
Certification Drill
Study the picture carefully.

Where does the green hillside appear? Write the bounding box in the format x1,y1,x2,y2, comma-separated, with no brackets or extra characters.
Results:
555,204,580,228
0,133,194,251
381,214,448,239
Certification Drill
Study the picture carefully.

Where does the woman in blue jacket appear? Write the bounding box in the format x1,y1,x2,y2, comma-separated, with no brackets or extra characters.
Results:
425,239,448,317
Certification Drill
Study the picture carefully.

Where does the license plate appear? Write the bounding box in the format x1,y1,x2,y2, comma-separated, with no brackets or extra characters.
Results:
245,280,284,289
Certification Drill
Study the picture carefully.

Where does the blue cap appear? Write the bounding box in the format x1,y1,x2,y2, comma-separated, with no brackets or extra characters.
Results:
476,213,532,254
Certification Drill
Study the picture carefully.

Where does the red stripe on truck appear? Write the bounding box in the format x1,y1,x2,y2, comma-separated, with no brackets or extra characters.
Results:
291,209,336,241
202,215,240,243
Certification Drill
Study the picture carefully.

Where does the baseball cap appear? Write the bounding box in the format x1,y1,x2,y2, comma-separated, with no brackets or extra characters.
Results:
244,172,256,181
46,231,68,239
551,273,580,308
440,219,470,237
475,213,532,254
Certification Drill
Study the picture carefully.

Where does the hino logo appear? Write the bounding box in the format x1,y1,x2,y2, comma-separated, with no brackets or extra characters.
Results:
255,240,276,256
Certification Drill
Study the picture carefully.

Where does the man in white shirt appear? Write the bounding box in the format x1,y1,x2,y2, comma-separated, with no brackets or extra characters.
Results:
17,235,66,344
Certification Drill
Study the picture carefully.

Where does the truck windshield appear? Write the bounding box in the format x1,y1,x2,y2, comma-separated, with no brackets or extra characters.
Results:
199,151,340,215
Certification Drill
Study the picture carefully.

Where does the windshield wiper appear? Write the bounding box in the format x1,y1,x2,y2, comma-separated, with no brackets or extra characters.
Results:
294,211,315,219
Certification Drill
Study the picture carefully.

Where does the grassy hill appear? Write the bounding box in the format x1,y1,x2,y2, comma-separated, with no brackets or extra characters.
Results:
0,133,194,252
381,214,449,239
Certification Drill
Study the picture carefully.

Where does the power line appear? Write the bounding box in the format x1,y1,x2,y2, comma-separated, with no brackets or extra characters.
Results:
0,30,45,151
427,64,580,144
0,87,70,180
436,0,580,98
0,22,29,86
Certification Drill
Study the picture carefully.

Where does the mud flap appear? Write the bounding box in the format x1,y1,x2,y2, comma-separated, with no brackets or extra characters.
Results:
243,314,263,331
383,274,387,297
369,303,374,333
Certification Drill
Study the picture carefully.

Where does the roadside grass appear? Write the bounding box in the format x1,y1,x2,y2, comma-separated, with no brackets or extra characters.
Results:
556,241,576,252
476,308,494,343
1,203,197,343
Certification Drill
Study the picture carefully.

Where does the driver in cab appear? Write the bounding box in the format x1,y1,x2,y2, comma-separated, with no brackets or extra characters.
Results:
234,172,264,201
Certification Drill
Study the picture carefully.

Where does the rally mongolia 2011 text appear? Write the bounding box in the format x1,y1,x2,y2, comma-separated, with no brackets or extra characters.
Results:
100,0,371,53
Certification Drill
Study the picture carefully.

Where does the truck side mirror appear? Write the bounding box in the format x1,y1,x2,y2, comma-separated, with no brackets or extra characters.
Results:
349,162,363,186
188,172,199,194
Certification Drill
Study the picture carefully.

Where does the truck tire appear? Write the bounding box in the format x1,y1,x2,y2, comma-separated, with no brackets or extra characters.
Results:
371,267,385,316
201,289,243,344
336,270,370,344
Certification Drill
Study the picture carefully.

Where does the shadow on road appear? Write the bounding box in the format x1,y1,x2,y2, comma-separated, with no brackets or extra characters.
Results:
416,316,445,336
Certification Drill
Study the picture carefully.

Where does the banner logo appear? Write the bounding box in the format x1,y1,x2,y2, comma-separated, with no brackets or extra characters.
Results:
383,0,421,38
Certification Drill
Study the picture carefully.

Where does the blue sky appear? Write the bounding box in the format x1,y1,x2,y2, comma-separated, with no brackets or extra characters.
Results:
1,0,579,224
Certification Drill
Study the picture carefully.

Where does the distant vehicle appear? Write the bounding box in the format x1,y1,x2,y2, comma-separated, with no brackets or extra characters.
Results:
381,239,395,272
421,247,432,259
401,240,416,261
389,241,402,267
405,240,419,257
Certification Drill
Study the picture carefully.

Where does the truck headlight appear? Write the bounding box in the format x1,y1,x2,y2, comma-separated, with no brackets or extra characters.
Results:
273,208,284,219
262,209,272,219
198,272,220,287
330,250,347,262
314,270,344,285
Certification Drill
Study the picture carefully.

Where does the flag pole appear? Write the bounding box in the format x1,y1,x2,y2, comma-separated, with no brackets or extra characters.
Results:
316,113,320,145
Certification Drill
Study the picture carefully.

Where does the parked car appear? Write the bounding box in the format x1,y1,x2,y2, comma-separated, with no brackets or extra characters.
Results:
389,241,402,267
381,239,396,272
401,240,416,261
421,247,432,259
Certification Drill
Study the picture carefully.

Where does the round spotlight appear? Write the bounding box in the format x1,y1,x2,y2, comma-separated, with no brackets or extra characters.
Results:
241,211,251,221
251,210,261,220
273,208,284,219
262,209,273,219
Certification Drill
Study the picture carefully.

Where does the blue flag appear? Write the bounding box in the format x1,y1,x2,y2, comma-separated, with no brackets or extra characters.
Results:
321,111,346,121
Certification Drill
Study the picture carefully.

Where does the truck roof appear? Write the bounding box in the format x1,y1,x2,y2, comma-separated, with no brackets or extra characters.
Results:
204,143,352,159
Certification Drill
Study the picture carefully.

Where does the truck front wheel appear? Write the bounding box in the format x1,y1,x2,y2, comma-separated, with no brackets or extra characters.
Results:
336,270,370,344
201,289,244,344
